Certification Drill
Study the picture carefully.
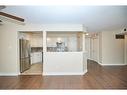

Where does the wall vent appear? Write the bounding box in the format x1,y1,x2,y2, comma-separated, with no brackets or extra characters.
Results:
115,34,125,39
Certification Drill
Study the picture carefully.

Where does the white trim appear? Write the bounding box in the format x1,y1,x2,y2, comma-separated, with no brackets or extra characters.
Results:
43,70,87,76
0,73,18,76
124,35,127,65
97,62,102,65
101,64,127,66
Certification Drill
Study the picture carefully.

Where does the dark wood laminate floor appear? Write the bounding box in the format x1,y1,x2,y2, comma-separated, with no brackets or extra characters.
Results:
0,60,127,89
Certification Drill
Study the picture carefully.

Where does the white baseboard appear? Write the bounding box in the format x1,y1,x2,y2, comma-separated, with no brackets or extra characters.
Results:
97,62,102,65
43,70,87,76
101,63,127,66
0,73,18,76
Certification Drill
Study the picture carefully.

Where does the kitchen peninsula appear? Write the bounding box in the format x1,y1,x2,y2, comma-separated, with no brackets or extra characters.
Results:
42,24,88,75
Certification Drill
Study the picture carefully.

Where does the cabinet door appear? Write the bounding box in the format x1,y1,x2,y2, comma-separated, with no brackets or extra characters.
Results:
36,53,41,63
31,52,42,64
31,53,34,64
34,53,38,63
38,52,42,62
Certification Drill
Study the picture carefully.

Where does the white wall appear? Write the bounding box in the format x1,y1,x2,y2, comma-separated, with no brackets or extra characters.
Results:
43,52,86,75
124,35,127,65
0,23,20,75
86,31,125,66
101,30,125,65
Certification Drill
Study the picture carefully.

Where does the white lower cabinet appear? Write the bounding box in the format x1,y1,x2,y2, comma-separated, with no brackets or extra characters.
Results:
31,52,42,64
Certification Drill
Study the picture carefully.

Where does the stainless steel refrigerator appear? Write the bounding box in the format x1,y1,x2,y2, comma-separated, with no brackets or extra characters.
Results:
20,39,31,73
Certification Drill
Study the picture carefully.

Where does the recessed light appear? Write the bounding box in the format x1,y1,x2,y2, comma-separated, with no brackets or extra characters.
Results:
85,33,89,35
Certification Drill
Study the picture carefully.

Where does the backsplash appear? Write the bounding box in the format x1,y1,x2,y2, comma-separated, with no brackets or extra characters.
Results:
31,47,43,52
31,47,69,52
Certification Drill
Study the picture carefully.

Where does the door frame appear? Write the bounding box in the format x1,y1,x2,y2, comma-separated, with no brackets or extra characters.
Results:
17,31,43,75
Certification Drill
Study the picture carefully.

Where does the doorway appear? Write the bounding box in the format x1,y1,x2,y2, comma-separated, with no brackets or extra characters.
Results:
18,31,43,75
85,33,100,63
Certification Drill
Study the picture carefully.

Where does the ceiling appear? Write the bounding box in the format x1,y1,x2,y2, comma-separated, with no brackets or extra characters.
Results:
1,6,127,32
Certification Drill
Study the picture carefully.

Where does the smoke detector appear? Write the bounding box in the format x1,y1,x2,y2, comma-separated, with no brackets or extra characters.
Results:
117,28,127,35
121,28,127,35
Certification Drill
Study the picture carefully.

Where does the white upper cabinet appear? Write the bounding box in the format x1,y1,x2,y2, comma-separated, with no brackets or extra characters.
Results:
30,33,43,47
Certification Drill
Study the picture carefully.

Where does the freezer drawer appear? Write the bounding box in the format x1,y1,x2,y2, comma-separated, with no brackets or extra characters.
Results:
20,57,31,73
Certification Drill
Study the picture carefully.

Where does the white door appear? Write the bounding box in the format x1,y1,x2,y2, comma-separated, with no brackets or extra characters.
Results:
91,37,99,62
85,37,91,59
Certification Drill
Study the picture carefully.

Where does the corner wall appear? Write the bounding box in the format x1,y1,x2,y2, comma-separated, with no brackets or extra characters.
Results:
0,23,20,75
101,30,125,65
124,35,127,65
